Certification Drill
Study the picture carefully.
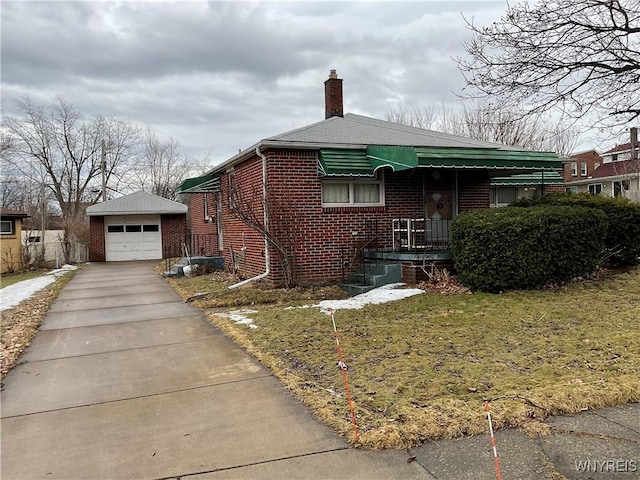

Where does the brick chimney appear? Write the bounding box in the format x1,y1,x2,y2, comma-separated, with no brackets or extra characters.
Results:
324,69,343,119
631,127,638,160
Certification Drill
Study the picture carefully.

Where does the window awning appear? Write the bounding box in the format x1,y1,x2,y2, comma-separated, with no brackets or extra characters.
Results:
318,149,373,176
175,172,221,193
318,146,561,177
490,171,564,186
414,147,561,170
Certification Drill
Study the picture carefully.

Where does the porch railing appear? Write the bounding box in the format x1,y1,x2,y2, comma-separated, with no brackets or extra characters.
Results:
392,218,451,251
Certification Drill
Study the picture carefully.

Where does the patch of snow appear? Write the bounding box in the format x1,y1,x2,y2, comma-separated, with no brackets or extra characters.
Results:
218,309,259,329
317,283,423,314
219,283,423,328
0,265,78,312
284,304,314,310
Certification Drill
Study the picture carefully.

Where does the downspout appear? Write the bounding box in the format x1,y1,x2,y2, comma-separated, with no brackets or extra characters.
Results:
228,147,270,289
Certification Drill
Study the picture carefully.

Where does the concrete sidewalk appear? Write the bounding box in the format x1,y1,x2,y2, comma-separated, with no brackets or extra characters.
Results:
1,261,638,479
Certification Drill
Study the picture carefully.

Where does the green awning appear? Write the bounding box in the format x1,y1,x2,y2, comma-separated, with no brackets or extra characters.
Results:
367,146,418,172
415,147,561,170
175,172,221,193
318,146,561,177
490,171,564,186
318,149,372,176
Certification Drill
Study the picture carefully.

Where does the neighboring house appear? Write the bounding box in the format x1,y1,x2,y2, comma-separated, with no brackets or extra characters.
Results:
0,207,30,274
177,71,563,286
563,150,603,184
86,191,188,262
565,128,640,201
21,215,69,265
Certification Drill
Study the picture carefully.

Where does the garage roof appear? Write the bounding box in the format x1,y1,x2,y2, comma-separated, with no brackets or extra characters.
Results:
86,191,188,216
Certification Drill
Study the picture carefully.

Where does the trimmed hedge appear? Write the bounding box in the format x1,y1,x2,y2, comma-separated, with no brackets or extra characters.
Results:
451,205,607,292
513,192,640,265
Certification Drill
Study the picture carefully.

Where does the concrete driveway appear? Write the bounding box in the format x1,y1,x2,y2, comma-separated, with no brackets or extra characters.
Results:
0,261,428,480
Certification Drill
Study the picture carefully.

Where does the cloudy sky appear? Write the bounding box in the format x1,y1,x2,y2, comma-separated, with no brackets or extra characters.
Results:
3,1,546,166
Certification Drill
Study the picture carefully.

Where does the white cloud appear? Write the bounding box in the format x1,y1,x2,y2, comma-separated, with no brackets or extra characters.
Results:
1,1,515,163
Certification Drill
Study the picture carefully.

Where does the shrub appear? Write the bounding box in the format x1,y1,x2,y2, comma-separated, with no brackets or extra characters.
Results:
451,205,607,292
513,192,640,265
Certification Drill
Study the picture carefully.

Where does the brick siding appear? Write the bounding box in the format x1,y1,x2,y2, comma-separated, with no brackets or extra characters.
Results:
161,214,188,259
214,149,493,286
89,216,106,262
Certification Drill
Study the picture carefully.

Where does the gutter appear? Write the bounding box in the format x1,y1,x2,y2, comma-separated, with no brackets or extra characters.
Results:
228,147,271,289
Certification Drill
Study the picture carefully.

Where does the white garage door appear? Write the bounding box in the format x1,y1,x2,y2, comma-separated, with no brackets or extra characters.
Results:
105,215,162,261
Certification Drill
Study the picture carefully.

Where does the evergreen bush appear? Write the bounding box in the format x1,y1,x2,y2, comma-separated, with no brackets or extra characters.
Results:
513,192,640,264
451,205,607,292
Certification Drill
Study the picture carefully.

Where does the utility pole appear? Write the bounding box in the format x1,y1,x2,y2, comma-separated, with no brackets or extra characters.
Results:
101,139,107,201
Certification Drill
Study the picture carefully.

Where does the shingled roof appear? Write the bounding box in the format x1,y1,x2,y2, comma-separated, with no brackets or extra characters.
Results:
86,191,187,216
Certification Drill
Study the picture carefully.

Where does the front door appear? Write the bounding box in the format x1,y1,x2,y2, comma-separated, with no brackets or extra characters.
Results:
424,170,455,246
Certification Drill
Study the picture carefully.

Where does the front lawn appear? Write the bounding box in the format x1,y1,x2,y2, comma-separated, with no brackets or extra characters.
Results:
167,268,640,449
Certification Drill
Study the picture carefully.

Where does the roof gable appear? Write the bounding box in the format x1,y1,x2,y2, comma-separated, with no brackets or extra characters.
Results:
86,191,187,216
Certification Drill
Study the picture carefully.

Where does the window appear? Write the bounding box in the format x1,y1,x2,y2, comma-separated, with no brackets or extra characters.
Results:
612,154,618,161
588,184,603,195
143,224,159,232
125,225,142,233
490,187,517,207
107,225,124,233
570,162,578,176
1,220,14,235
580,163,587,176
322,175,384,207
519,187,539,199
566,186,578,193
27,236,41,243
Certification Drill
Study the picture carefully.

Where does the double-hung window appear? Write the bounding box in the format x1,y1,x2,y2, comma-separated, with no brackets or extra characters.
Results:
580,163,588,176
322,174,384,207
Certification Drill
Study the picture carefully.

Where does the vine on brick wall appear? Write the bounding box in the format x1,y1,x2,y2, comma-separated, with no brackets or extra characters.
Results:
229,181,301,288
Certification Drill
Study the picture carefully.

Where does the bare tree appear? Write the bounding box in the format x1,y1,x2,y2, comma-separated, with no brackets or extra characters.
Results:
387,101,578,156
456,0,640,131
132,130,204,200
3,97,140,262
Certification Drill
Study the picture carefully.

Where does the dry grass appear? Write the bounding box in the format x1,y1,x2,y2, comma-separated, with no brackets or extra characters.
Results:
1,267,78,380
167,267,640,449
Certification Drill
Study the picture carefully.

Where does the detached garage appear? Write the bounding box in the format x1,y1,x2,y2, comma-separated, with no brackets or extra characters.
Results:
87,191,188,262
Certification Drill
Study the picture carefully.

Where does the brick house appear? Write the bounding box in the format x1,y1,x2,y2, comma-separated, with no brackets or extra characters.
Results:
563,150,604,184
564,128,640,201
178,71,563,286
86,191,187,262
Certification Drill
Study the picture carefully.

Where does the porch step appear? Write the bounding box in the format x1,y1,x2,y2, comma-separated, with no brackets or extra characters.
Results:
339,262,402,296
338,283,379,296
